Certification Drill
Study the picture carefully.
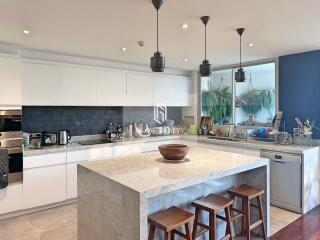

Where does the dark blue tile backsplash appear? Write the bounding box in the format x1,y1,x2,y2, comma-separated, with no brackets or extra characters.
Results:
22,106,182,136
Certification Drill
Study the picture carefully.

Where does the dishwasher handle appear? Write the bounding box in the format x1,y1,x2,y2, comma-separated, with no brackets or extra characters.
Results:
273,160,285,164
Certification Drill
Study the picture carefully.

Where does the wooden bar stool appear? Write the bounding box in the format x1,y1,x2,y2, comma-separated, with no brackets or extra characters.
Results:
191,194,233,240
227,184,266,240
148,206,194,240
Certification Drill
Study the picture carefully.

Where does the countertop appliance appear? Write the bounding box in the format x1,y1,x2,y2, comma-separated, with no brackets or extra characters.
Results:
0,109,23,185
29,133,42,148
41,131,57,146
58,130,71,145
260,150,302,213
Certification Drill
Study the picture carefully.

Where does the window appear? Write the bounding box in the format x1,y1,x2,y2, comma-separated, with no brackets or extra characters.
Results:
201,69,233,124
200,61,276,126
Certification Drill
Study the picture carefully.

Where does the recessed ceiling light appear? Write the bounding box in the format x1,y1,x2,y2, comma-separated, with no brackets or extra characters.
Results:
248,43,254,47
23,29,30,35
184,58,189,62
121,47,127,52
181,23,189,30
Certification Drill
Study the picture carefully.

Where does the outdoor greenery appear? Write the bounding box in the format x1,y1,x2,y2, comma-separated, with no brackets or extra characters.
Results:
202,86,232,124
239,89,275,117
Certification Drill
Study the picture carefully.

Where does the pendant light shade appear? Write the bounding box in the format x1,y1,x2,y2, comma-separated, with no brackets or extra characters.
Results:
150,0,165,72
199,16,212,77
235,28,246,82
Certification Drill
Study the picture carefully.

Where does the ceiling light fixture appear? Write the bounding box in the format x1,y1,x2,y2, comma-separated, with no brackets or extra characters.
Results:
121,47,127,52
23,29,30,35
235,28,246,82
150,0,165,72
249,43,254,47
181,23,189,30
184,58,189,62
199,16,212,77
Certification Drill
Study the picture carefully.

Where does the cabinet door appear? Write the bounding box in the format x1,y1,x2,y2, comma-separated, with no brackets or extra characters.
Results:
126,73,153,106
62,66,97,106
67,148,102,164
22,62,62,105
153,76,172,106
0,183,23,214
0,56,22,106
67,162,87,199
97,70,126,106
23,164,67,209
171,77,192,106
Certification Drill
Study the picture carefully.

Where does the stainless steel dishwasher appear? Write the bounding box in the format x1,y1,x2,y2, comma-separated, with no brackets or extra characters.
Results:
260,150,302,213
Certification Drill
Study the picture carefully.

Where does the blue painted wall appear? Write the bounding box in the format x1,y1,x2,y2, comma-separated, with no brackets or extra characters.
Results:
279,50,320,138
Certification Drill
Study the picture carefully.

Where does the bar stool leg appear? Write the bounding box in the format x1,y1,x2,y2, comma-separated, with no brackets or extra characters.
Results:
165,231,172,240
257,195,267,240
185,223,191,240
245,199,251,240
148,224,156,240
171,231,175,240
225,206,233,240
192,208,200,240
242,199,246,236
209,212,216,240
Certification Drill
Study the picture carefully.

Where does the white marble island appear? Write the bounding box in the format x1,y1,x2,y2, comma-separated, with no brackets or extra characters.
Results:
78,146,270,240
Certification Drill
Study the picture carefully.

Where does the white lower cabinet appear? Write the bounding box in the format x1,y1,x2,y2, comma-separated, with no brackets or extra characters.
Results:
67,162,87,199
23,164,67,209
0,183,23,215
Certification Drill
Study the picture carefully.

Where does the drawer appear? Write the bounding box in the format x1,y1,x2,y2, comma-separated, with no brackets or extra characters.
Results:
24,152,66,169
67,148,102,163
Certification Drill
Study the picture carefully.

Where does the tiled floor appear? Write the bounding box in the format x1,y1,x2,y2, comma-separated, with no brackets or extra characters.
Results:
0,204,300,239
0,204,76,240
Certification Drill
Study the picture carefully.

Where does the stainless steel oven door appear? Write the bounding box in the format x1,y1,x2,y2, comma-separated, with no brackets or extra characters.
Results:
0,138,22,148
0,110,22,132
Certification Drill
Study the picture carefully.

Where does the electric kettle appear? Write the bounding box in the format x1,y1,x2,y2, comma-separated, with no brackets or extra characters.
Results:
58,130,71,145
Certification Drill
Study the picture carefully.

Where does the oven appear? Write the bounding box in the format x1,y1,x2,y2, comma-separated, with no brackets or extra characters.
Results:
0,109,23,187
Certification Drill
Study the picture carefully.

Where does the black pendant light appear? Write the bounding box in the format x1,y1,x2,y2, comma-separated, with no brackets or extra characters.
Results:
150,0,165,72
199,16,212,77
235,28,246,82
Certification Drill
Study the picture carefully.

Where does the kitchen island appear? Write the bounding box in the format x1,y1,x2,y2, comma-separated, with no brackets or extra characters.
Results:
78,146,270,240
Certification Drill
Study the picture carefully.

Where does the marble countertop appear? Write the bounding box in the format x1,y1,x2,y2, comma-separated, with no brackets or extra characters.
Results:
80,146,269,198
182,135,319,154
23,135,180,156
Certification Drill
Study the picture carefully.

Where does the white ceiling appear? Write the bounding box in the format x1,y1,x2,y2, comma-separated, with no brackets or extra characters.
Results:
1,0,320,71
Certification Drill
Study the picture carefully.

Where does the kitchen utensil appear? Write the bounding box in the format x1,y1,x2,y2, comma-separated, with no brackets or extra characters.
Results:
163,126,171,135
171,127,184,135
158,144,189,161
164,120,174,128
134,121,151,138
58,130,71,145
150,127,163,136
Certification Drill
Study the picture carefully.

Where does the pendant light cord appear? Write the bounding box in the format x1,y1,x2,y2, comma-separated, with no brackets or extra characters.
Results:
157,9,159,52
205,24,207,60
240,35,242,69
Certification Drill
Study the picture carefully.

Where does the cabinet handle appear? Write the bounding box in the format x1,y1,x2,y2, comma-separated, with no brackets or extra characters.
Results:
273,160,285,164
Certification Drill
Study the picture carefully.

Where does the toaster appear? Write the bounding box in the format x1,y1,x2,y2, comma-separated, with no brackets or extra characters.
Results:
41,131,57,146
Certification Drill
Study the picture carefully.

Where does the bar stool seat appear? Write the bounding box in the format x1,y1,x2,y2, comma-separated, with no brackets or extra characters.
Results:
148,206,194,240
227,184,266,240
192,194,233,240
227,184,264,200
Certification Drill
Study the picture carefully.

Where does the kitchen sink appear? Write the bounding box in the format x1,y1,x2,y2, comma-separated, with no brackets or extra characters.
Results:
207,136,243,142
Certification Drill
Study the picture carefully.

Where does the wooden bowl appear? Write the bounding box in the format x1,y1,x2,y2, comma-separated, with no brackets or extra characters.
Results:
158,144,189,161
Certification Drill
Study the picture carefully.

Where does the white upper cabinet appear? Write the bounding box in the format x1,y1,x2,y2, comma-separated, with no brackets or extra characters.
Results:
62,66,97,106
97,70,126,106
126,73,153,106
22,62,62,106
0,56,22,106
153,75,192,107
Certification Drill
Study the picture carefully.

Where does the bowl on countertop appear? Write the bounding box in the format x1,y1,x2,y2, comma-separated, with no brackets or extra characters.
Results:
158,144,189,161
